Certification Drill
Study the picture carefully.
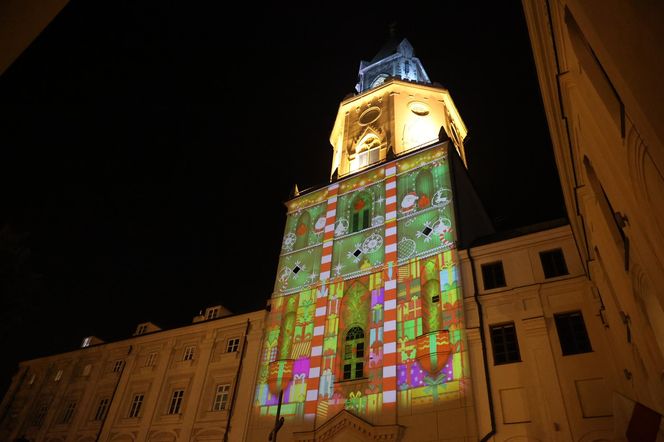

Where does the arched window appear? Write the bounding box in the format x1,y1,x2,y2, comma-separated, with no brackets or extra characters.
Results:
350,134,381,172
350,193,371,233
343,326,365,380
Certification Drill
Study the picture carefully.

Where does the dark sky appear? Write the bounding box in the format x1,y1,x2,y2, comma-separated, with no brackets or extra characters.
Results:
0,1,565,396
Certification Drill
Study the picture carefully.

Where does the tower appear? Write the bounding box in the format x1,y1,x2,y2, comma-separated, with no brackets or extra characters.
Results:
248,38,478,441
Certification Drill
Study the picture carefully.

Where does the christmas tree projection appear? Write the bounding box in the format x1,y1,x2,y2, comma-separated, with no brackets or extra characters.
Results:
255,143,468,425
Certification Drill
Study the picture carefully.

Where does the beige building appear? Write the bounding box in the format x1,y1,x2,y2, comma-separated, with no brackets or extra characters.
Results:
522,1,664,438
0,306,266,442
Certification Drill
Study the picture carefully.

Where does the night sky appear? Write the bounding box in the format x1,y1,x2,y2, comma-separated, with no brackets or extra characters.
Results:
0,2,565,396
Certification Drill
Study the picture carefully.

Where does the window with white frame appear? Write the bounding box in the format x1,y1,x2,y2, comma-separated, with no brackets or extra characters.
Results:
27,373,36,385
81,336,92,348
136,324,147,335
212,384,231,411
82,364,92,377
145,352,158,367
226,338,240,353
128,393,144,418
206,307,220,320
168,389,184,414
54,369,63,382
112,360,124,373
183,346,195,361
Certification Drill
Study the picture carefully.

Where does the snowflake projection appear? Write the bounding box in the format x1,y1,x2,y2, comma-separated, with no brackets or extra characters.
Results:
398,237,416,260
375,195,385,206
290,261,305,280
282,232,296,252
333,261,344,277
361,232,383,254
432,188,452,208
334,218,349,237
307,271,319,284
347,243,364,263
416,220,436,242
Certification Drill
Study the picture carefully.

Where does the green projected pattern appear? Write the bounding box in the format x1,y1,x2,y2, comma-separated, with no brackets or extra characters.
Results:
257,144,469,425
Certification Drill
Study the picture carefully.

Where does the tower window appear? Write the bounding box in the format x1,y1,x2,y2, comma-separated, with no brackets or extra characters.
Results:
490,323,521,365
540,249,569,278
481,261,506,290
342,326,365,380
350,135,381,172
554,311,592,355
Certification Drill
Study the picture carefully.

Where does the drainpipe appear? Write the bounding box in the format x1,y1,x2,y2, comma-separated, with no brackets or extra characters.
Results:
224,319,251,442
468,246,496,441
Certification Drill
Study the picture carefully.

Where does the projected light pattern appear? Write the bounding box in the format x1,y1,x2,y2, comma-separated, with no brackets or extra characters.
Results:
255,144,468,423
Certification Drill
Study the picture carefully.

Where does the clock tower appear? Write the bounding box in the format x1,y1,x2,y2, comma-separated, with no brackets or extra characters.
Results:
248,38,481,442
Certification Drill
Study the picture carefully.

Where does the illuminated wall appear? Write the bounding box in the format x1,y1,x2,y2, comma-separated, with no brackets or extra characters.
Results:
255,143,468,426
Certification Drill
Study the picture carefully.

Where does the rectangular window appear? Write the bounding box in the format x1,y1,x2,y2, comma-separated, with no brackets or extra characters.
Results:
490,323,521,365
555,311,592,355
226,338,240,353
354,362,364,379
356,342,364,358
343,364,352,380
183,346,195,361
212,384,230,411
112,360,124,373
136,324,147,335
60,400,77,424
128,393,144,418
146,352,158,367
82,364,92,377
94,398,110,421
540,249,569,278
33,403,48,427
81,336,92,347
28,373,36,385
168,389,184,415
54,369,63,381
481,261,506,290
206,307,219,319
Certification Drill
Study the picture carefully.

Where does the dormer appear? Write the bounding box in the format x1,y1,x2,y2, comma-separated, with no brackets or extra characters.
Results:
81,336,104,348
192,305,232,323
133,322,160,336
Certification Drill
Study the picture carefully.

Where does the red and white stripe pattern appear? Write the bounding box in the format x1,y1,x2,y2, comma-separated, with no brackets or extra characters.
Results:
304,182,339,420
382,165,398,406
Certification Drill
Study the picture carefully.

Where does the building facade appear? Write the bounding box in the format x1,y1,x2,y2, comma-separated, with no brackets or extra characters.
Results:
0,307,266,442
244,40,618,441
522,1,664,438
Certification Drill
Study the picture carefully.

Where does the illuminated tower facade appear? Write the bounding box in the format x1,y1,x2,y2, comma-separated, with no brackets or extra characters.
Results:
248,39,478,441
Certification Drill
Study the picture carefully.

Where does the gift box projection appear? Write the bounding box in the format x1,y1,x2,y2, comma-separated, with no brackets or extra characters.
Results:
255,143,469,422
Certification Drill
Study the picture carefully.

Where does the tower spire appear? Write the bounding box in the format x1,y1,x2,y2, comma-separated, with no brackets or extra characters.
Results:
355,35,431,93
